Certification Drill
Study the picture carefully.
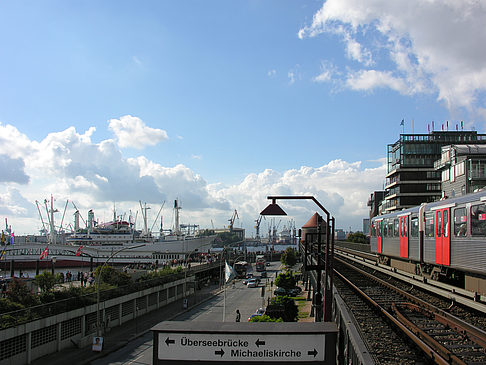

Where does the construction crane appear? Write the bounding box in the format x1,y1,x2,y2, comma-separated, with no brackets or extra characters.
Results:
228,210,239,232
254,215,265,241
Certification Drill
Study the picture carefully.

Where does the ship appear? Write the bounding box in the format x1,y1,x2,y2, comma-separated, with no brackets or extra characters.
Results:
0,198,216,269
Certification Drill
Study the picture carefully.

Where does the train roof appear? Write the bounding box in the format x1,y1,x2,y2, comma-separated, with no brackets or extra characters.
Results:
372,189,486,221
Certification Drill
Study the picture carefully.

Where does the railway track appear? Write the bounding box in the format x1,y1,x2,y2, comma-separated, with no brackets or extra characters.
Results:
334,257,486,364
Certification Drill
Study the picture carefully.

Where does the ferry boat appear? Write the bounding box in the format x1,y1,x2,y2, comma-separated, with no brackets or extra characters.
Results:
0,199,216,269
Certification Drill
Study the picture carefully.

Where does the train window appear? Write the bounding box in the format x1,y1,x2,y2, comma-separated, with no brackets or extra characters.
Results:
453,208,467,237
471,204,486,236
394,218,399,237
425,212,435,237
436,211,442,237
383,219,388,237
443,210,449,237
410,217,418,237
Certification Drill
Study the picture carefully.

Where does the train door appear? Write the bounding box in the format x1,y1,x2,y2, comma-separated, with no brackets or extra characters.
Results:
400,215,409,258
376,219,383,253
435,208,451,266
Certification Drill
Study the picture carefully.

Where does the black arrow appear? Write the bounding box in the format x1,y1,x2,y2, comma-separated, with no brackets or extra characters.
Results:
308,349,318,357
255,339,265,348
165,337,175,346
215,348,225,357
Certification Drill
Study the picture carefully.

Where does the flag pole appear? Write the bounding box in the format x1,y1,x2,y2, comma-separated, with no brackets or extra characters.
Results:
223,280,226,322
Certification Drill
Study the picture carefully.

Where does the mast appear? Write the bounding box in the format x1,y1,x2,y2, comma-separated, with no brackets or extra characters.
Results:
174,199,181,235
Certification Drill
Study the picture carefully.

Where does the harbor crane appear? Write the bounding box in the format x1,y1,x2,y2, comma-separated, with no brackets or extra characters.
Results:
254,215,265,240
228,209,239,232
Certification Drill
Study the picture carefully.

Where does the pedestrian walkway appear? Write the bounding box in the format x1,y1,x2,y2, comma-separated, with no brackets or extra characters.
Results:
31,283,222,365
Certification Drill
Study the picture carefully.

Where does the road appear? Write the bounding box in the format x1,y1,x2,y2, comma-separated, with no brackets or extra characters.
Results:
91,262,280,365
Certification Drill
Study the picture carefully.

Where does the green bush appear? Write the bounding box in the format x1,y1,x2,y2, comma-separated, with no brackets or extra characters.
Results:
6,278,39,307
266,295,298,322
280,247,297,267
249,314,283,322
274,272,296,290
346,232,369,244
0,297,25,314
35,271,58,292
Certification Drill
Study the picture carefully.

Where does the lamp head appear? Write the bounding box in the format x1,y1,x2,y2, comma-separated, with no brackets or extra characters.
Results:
260,199,287,216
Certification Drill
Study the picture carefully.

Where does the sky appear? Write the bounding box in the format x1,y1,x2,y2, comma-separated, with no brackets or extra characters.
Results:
1,0,486,237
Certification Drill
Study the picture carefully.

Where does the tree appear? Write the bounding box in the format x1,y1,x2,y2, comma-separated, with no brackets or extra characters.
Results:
35,271,58,292
95,265,131,287
6,278,39,307
280,247,297,267
274,271,296,290
266,296,298,322
347,232,368,244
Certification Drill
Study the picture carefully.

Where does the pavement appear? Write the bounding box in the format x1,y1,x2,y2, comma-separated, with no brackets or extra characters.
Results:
31,283,222,365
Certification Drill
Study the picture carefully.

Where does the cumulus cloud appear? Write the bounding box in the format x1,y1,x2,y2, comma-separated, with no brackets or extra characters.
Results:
299,0,486,114
0,121,385,235
0,154,29,184
210,159,387,234
108,115,168,149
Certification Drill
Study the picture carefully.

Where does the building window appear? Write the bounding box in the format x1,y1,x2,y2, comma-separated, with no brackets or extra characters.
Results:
454,207,467,237
471,204,486,236
450,166,455,182
455,161,465,177
442,169,450,182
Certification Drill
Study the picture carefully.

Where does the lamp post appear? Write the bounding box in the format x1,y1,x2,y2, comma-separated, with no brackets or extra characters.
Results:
183,242,213,309
95,244,146,338
51,256,57,275
260,195,335,322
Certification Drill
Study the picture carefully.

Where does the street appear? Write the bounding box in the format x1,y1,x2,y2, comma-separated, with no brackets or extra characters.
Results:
91,261,280,365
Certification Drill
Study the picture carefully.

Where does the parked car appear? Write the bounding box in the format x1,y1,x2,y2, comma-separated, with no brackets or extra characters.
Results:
247,278,258,287
288,286,302,296
248,307,265,321
273,287,289,296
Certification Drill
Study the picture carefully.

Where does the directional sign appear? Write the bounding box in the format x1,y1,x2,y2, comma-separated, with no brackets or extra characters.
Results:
158,333,325,362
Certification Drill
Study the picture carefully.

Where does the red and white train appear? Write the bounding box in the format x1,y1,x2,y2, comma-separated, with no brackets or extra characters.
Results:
370,190,486,297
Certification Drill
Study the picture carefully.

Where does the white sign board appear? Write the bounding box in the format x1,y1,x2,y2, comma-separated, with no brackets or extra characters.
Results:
158,333,325,362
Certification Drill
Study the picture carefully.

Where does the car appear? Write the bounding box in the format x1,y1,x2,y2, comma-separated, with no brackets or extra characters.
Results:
288,287,302,296
242,273,254,284
248,308,265,321
247,278,258,287
273,287,289,296
266,262,270,266
260,271,267,278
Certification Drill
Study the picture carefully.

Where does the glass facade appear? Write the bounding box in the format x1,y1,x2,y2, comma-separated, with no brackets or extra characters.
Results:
384,131,486,212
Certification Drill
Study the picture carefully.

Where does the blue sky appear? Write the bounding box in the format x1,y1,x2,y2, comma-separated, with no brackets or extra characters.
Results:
1,0,485,236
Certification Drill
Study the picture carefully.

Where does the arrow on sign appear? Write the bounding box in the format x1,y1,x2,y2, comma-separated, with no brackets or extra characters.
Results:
255,339,266,348
308,349,318,357
215,348,225,357
165,337,175,346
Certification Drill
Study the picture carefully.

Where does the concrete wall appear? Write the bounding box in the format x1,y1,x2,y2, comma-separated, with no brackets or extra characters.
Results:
0,277,193,365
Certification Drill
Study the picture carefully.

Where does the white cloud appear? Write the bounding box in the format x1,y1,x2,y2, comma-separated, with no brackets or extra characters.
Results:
191,155,202,160
299,0,486,114
267,69,277,77
346,69,409,94
288,71,295,85
108,115,168,149
0,121,385,235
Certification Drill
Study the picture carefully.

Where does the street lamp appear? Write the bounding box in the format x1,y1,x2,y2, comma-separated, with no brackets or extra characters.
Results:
51,256,57,275
260,195,335,322
183,242,213,309
95,244,146,339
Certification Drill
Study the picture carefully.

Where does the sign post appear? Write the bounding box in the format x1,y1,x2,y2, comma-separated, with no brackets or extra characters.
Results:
152,321,337,364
